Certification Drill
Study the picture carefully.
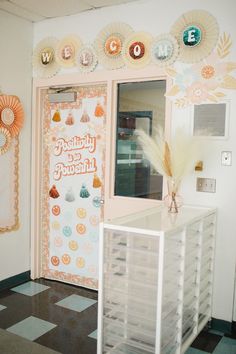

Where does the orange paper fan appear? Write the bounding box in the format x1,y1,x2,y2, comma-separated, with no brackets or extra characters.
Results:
0,127,12,155
0,95,24,137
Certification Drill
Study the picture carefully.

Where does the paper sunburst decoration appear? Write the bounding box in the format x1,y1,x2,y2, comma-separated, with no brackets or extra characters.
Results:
122,31,153,69
0,127,12,155
171,9,219,63
0,95,24,137
32,37,60,78
151,33,179,67
94,22,133,70
56,35,82,68
77,45,98,73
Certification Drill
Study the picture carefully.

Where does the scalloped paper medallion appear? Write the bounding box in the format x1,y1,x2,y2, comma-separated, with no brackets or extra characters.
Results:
56,35,82,68
123,32,153,68
151,34,179,67
171,10,219,63
77,45,98,73
32,37,60,78
0,95,24,137
94,22,133,69
0,127,11,155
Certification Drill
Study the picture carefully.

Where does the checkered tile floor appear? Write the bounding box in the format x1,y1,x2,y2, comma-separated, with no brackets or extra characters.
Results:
0,279,235,354
0,279,97,354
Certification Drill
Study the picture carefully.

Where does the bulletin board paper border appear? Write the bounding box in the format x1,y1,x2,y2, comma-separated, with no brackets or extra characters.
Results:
0,137,19,233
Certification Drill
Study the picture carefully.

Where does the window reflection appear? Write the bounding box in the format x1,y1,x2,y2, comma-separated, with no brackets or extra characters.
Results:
115,80,166,200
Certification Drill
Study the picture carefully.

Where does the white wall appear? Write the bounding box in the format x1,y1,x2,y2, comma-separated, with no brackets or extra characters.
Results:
33,0,236,322
0,11,33,280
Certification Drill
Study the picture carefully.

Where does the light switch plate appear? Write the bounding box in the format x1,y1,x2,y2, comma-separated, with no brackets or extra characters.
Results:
221,151,232,166
196,178,216,193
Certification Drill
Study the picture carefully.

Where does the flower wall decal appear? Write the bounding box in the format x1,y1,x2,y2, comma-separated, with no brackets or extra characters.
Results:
166,33,236,108
44,125,66,153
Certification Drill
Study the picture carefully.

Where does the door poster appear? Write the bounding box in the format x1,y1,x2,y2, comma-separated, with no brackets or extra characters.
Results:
41,85,106,289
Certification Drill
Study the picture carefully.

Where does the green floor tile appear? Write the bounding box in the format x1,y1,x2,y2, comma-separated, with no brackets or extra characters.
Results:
213,336,236,353
55,294,97,313
7,316,57,341
88,329,97,340
11,281,50,296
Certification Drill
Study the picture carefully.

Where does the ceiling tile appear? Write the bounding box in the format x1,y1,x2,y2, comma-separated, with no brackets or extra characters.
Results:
87,0,137,8
0,0,139,22
11,0,92,18
0,0,44,21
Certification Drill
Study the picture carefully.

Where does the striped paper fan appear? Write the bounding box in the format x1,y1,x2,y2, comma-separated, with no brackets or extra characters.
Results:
171,9,219,63
0,95,24,137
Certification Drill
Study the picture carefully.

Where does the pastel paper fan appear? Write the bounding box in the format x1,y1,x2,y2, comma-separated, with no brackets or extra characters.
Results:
0,127,12,155
77,45,98,73
171,9,219,63
122,31,153,69
32,37,60,78
151,33,179,67
56,35,82,68
94,22,133,70
0,95,24,137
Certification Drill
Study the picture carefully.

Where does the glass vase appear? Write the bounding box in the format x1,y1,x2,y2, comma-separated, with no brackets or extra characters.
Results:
164,178,183,213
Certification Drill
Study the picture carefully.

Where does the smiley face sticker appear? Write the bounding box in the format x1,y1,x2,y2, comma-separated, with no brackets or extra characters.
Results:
51,256,60,266
52,221,60,230
76,208,87,219
76,257,85,268
54,236,63,247
62,253,71,265
69,240,79,251
76,223,86,235
62,225,72,237
52,205,60,216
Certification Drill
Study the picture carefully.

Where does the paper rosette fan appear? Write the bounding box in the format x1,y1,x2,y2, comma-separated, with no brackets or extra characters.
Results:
122,31,153,69
0,127,12,155
94,22,133,70
56,35,82,68
151,33,179,67
77,45,98,73
171,9,219,63
0,95,24,137
32,37,60,78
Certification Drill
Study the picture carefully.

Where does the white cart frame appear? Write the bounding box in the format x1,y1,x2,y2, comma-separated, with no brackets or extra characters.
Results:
98,205,217,354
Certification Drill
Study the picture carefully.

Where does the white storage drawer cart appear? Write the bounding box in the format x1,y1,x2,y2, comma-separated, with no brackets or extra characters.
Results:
97,206,217,354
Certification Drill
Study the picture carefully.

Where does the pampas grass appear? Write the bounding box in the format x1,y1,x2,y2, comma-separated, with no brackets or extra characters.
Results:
136,127,198,192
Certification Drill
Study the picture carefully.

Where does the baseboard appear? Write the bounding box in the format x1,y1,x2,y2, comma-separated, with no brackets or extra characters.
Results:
232,321,236,335
211,317,233,335
0,271,30,292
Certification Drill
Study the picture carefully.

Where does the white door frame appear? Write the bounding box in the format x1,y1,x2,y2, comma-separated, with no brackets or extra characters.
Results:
31,66,172,279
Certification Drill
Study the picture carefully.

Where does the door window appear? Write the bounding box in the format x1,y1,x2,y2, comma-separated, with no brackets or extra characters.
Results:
115,80,166,200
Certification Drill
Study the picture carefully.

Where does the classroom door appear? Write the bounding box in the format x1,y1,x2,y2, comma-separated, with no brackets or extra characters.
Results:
40,84,106,290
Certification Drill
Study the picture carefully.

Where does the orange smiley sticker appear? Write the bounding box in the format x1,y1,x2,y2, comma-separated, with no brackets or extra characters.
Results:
76,223,86,235
52,205,60,216
62,253,71,265
51,256,60,266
